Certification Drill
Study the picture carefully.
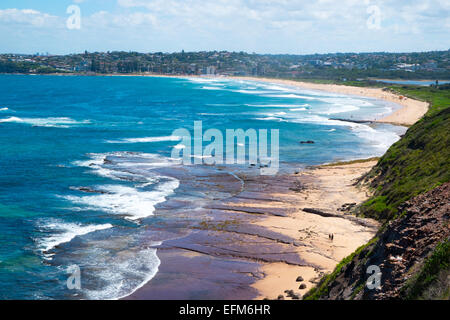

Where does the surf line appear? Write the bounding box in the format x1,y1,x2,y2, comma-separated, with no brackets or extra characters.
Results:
171,121,279,175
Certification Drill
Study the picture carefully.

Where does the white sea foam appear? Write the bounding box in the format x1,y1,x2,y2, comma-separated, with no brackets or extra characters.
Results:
260,84,293,92
72,153,106,167
255,84,377,108
38,220,113,256
232,89,270,94
318,104,360,115
318,97,375,107
186,77,227,84
265,112,286,116
352,125,404,154
201,86,224,90
246,103,310,108
64,179,179,220
69,152,180,220
254,109,401,153
72,152,181,181
83,243,161,300
106,135,181,144
0,107,8,111
285,114,402,153
0,116,90,128
188,77,402,156
72,154,121,180
255,116,282,121
263,94,317,100
0,116,22,123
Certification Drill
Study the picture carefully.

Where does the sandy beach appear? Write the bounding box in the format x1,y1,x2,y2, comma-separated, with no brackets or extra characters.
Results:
232,76,429,126
249,160,379,299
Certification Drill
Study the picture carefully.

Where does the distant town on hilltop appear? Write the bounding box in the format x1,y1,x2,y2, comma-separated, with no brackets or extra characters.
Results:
1,50,449,80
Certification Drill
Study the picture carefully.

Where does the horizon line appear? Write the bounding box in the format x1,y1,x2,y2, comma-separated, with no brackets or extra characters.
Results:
2,48,450,57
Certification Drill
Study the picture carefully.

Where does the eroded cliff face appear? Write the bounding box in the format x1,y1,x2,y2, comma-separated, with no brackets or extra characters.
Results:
306,182,449,300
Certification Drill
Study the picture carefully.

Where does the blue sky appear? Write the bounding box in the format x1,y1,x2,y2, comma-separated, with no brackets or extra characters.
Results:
0,0,449,54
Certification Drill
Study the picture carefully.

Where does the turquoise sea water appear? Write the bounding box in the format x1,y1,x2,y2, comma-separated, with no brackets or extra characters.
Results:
0,75,406,299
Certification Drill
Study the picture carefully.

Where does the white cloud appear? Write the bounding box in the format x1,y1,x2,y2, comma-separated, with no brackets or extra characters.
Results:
0,8,59,27
88,11,157,28
113,0,450,31
114,0,369,32
0,1,448,54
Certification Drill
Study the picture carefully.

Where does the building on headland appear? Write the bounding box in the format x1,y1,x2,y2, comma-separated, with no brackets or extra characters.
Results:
393,63,420,72
1,50,449,78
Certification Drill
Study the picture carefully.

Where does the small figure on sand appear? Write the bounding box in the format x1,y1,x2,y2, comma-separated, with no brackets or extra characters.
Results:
328,233,334,241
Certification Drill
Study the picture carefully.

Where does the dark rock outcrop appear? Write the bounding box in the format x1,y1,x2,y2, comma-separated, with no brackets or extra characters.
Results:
306,182,449,300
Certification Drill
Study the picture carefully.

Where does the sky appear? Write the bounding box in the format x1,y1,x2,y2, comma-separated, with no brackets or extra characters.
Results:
0,0,449,55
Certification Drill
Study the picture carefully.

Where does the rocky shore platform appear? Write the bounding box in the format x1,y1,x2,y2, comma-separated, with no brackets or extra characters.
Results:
124,161,380,300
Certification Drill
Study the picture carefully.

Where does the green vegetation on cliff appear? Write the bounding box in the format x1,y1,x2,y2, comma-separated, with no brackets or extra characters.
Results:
359,86,450,221
305,85,450,300
401,241,450,300
304,238,379,300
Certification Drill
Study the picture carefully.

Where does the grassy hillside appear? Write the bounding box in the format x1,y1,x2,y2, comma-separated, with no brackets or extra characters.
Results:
304,182,449,301
304,85,450,300
0,60,58,74
401,241,450,300
358,86,450,221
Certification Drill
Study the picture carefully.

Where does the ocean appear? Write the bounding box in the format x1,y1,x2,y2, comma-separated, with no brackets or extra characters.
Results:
0,74,406,299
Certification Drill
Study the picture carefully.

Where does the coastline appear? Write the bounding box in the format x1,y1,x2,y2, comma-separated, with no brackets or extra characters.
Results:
250,160,379,299
228,77,428,299
230,76,429,126
1,73,430,300
61,73,430,126
112,73,428,300
115,73,430,126
125,159,380,301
